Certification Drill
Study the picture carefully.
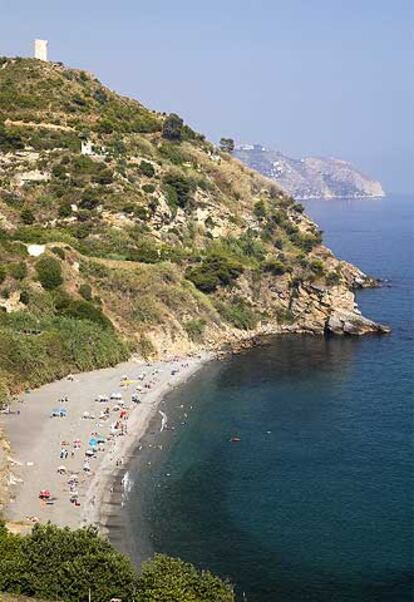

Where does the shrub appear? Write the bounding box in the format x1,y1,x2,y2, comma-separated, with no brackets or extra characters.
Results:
51,246,66,259
20,208,35,225
19,290,30,305
0,265,6,284
217,298,257,330
8,261,27,280
254,199,267,219
326,270,341,285
0,121,24,151
79,190,100,210
162,113,183,141
57,297,112,329
36,255,63,290
291,232,321,252
293,202,305,213
139,160,155,178
184,318,206,341
186,254,243,293
128,239,160,263
58,202,72,217
219,137,235,153
309,258,325,277
163,171,194,209
79,283,92,300
142,183,155,194
263,258,287,276
159,141,187,165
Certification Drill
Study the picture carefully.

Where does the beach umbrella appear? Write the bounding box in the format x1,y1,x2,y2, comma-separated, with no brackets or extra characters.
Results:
88,437,98,447
85,448,95,456
57,465,66,473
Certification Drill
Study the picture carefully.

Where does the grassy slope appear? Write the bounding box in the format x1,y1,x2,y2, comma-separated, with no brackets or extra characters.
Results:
0,57,345,401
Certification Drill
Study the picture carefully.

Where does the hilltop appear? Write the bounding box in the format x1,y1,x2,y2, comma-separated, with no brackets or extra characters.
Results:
0,57,387,401
234,144,385,199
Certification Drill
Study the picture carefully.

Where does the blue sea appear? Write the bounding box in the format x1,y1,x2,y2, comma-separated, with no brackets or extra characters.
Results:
123,195,413,602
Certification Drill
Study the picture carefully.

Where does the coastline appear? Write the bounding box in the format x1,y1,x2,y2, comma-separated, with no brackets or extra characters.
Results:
0,351,213,533
81,352,213,533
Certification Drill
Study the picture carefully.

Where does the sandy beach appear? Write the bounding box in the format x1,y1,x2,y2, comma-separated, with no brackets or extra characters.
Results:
1,352,212,531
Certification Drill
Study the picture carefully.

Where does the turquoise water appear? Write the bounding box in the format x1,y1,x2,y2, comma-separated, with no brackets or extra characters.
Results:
124,195,413,601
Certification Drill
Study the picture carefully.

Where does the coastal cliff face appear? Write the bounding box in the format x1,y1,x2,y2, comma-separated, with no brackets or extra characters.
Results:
0,58,388,400
234,144,385,200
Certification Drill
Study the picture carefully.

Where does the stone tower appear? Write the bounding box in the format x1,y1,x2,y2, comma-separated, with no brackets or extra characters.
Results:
34,39,48,61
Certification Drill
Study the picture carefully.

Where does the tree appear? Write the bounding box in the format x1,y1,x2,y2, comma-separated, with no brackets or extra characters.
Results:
0,523,235,602
219,137,235,153
162,113,184,141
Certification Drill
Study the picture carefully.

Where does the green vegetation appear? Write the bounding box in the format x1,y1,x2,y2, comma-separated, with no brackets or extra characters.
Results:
0,121,24,152
20,209,35,225
263,258,288,276
184,318,206,341
78,282,92,300
186,254,244,293
8,261,27,281
162,113,184,142
219,137,235,153
0,522,235,602
217,297,258,330
35,256,63,290
139,159,155,177
163,170,195,209
0,57,343,403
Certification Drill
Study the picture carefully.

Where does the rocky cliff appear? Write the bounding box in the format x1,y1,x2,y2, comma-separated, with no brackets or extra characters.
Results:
0,57,388,400
234,144,385,200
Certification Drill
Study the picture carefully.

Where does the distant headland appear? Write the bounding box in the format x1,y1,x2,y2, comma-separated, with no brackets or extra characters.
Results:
234,144,385,200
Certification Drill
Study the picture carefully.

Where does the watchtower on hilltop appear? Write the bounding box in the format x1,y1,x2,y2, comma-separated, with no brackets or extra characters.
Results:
34,39,48,61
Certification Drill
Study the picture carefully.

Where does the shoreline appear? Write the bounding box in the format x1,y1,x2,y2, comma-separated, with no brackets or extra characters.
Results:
81,352,213,532
0,351,213,533
0,308,388,536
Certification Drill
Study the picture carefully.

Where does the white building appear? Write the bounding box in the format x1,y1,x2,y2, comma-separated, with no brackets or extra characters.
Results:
34,39,48,61
81,140,94,156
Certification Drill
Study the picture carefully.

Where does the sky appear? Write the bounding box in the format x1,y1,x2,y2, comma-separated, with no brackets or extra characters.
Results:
1,0,413,193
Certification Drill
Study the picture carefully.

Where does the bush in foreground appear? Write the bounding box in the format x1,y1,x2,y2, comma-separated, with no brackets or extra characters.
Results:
0,522,234,602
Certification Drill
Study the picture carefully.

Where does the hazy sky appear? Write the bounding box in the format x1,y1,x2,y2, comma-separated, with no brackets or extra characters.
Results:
1,0,413,193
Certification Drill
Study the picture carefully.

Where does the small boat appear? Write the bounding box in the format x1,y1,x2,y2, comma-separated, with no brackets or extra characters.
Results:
230,436,241,443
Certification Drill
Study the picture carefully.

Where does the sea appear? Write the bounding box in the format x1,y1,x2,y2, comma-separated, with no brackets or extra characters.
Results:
120,195,413,602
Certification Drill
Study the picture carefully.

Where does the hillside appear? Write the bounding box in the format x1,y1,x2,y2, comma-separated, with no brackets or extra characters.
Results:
0,57,387,402
234,144,385,199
